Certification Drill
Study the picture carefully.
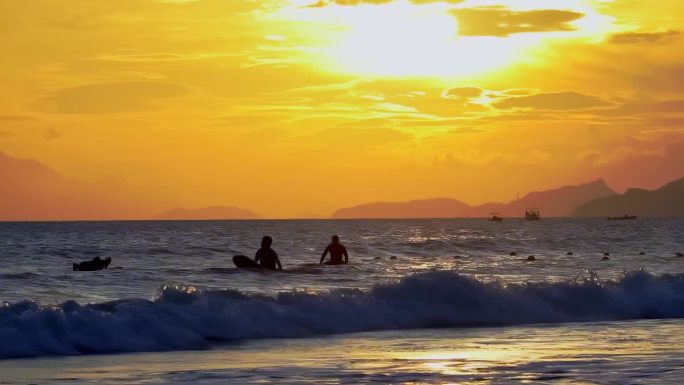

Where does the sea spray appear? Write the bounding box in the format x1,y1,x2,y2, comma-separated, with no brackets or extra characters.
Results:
1,270,684,359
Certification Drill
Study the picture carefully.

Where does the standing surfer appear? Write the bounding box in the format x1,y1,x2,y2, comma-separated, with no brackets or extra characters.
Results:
319,235,349,265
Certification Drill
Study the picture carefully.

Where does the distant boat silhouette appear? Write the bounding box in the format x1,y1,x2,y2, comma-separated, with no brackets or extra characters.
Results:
607,214,637,221
525,208,540,221
489,212,503,221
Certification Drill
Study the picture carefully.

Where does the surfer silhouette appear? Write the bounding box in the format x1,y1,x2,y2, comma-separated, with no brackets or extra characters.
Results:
320,235,349,265
254,236,282,270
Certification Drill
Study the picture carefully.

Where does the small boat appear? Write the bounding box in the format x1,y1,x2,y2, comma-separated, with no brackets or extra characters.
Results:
525,208,540,221
607,215,637,221
489,212,503,221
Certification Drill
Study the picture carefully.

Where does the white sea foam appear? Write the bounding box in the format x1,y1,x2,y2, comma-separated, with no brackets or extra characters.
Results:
1,270,683,359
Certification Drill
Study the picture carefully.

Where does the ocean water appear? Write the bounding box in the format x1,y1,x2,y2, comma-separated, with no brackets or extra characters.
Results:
0,218,683,384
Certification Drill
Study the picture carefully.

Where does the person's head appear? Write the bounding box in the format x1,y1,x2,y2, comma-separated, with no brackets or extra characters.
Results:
332,235,340,244
261,236,273,248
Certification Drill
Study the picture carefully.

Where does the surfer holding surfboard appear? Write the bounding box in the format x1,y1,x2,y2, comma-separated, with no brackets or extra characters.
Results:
320,235,349,265
234,234,349,270
254,236,282,270
233,236,282,270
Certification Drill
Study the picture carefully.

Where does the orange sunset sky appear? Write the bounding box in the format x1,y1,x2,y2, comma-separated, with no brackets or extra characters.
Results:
1,0,683,219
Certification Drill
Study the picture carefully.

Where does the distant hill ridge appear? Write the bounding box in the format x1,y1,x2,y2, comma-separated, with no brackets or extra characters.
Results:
332,179,616,219
572,177,684,217
331,197,472,219
0,151,259,221
474,178,616,218
3,150,682,220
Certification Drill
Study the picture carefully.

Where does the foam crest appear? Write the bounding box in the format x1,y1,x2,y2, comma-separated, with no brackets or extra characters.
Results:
1,270,683,359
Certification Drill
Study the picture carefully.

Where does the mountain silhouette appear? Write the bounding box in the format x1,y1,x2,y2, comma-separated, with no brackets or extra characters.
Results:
472,179,615,217
572,177,684,217
332,198,472,219
331,179,616,219
0,151,176,221
154,206,262,220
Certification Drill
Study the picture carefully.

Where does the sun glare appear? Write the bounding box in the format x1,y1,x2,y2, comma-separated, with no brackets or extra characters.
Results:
326,4,524,78
272,0,613,79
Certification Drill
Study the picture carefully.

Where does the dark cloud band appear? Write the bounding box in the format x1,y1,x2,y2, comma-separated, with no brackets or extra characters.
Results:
451,7,584,36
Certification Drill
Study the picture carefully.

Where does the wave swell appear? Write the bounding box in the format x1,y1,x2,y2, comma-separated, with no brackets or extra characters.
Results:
1,270,683,359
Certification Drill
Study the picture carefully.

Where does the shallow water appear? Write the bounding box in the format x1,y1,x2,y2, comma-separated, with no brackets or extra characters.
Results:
1,319,683,384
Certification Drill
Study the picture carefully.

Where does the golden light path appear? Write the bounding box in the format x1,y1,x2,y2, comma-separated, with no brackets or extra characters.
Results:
272,0,615,79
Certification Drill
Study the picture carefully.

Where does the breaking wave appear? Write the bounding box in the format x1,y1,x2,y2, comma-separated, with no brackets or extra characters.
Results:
1,270,683,359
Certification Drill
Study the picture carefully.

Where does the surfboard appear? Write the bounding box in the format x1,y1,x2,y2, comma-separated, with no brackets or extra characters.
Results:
73,257,111,271
233,255,262,269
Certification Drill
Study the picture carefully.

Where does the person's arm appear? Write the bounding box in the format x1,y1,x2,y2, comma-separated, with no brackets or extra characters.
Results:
343,246,349,264
254,250,260,262
320,245,329,264
274,251,282,271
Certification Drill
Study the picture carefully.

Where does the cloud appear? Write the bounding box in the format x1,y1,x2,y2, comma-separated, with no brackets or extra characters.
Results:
93,53,238,62
442,87,482,99
628,64,684,93
596,100,684,116
307,0,461,7
34,81,189,114
451,7,584,36
648,117,684,127
411,0,463,3
609,30,681,44
495,92,610,110
306,0,390,6
44,128,61,140
0,115,35,122
315,126,413,149
335,118,395,129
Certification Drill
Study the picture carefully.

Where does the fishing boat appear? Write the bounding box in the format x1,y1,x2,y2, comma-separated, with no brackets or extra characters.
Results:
525,208,540,221
489,212,503,222
607,214,637,220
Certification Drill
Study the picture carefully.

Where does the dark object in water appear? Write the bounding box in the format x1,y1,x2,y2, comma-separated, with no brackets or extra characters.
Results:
489,212,503,222
639,252,646,255
677,252,684,257
390,255,397,260
452,255,462,259
607,215,637,220
510,252,517,256
73,257,111,271
527,255,536,262
567,252,574,256
525,208,540,221
374,256,382,260
604,252,610,256
233,255,262,269
602,256,610,261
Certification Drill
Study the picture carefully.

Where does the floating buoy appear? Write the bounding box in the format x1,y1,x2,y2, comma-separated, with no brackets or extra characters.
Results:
510,252,517,256
527,255,536,262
